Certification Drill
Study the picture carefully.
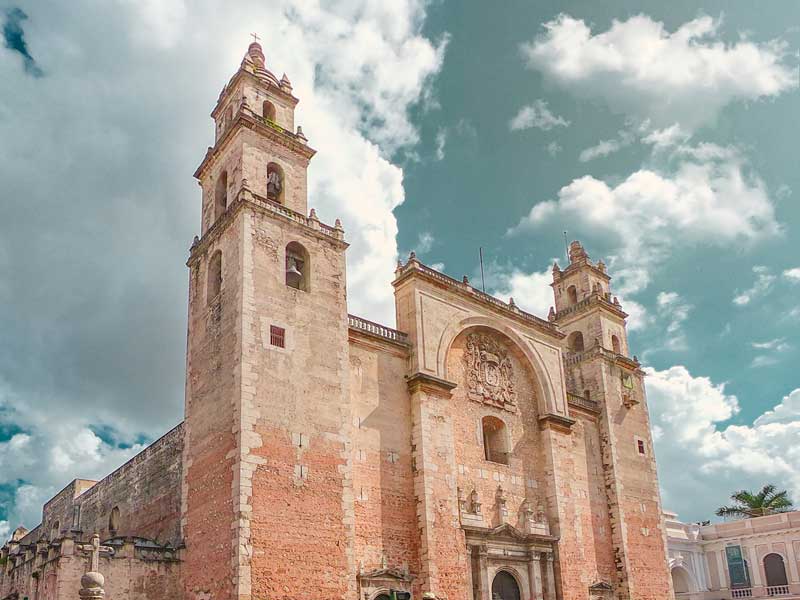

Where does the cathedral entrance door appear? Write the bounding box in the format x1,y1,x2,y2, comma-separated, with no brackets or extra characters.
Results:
491,571,521,600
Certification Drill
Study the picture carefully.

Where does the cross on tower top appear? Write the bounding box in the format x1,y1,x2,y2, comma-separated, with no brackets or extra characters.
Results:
250,32,260,44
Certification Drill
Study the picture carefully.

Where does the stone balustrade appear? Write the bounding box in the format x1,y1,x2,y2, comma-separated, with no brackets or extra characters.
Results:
348,314,409,345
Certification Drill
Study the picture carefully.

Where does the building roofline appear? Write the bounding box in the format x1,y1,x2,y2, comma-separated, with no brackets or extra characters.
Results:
393,256,564,340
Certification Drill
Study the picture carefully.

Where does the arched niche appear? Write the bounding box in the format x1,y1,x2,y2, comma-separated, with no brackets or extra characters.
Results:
764,553,788,587
671,566,694,594
436,315,562,417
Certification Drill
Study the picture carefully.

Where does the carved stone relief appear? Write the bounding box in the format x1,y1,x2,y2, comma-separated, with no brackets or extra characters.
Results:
464,332,517,411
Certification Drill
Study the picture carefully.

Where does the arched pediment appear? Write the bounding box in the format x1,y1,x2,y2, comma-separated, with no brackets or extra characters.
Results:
436,315,566,418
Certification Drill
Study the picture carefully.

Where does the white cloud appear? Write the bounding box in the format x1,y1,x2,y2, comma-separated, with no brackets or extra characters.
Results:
0,0,446,528
509,99,570,131
656,291,692,350
578,128,635,162
415,231,435,254
510,144,779,295
646,366,800,521
642,124,692,150
434,128,447,160
733,266,776,306
749,337,791,368
751,337,790,351
783,268,800,282
545,141,562,157
579,139,624,162
491,266,554,317
755,389,800,426
521,14,798,130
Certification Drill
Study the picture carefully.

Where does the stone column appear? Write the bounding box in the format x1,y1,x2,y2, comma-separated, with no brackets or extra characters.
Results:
542,554,556,600
477,545,490,600
746,545,762,587
527,551,543,600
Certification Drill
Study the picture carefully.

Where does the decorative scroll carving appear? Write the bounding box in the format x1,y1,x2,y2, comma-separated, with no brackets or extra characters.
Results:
464,333,517,411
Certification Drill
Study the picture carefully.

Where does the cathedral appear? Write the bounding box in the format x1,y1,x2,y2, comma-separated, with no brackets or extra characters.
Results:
0,42,673,600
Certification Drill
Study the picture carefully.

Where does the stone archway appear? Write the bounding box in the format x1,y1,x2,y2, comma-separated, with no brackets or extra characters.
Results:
491,570,521,600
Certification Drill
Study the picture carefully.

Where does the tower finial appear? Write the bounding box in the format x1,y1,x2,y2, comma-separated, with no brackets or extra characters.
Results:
250,32,261,44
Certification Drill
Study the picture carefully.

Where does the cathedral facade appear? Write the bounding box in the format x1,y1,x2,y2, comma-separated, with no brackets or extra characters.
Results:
0,42,673,600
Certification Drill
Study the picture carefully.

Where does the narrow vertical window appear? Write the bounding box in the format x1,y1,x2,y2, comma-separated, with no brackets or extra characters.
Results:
108,506,120,534
611,335,621,354
214,170,228,220
207,250,222,304
263,100,276,122
270,325,285,348
482,416,509,465
267,162,285,203
567,285,578,305
637,439,646,455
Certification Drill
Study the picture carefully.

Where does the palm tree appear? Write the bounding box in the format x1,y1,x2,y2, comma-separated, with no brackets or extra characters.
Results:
716,484,794,519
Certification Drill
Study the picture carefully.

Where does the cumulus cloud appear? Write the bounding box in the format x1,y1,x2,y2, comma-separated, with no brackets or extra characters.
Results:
755,389,800,426
509,143,779,296
783,267,800,282
0,0,445,528
647,365,800,521
733,266,776,306
509,99,570,131
521,14,798,130
490,265,555,317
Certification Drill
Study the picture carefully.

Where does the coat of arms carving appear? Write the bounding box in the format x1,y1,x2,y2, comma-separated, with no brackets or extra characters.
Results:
463,333,517,411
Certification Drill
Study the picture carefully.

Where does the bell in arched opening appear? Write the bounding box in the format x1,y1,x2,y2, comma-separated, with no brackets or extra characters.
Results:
285,242,308,291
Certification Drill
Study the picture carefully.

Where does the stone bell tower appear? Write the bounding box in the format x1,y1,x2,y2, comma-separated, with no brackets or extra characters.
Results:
550,241,672,600
182,40,353,600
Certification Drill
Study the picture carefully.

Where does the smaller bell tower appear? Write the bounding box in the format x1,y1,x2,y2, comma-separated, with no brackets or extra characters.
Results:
550,241,672,600
198,40,312,236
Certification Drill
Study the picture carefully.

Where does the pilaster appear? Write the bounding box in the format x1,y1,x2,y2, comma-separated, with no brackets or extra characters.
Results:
407,373,469,600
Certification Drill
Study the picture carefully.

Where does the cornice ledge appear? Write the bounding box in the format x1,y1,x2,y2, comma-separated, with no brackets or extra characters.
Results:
405,372,457,396
538,413,575,433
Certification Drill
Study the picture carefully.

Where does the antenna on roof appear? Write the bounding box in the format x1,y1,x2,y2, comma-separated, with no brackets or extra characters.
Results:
479,247,486,293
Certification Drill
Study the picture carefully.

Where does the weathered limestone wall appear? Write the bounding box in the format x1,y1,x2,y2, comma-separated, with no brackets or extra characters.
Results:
15,424,183,551
183,212,244,600
242,207,353,600
75,423,183,545
348,335,420,593
1,536,181,600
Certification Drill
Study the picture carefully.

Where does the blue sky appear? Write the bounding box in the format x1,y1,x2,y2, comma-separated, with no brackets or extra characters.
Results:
0,0,798,532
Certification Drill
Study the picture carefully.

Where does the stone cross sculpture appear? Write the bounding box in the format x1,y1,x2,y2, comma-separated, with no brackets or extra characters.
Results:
77,534,113,600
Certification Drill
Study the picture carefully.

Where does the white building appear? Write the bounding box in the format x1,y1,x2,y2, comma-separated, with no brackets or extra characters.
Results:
665,510,800,599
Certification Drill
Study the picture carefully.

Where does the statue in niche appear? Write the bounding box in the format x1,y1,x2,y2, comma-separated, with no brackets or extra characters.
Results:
463,332,517,411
